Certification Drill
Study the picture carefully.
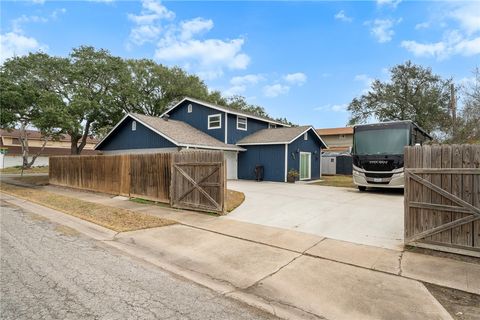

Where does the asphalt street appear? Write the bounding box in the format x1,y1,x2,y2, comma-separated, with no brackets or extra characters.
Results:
0,201,277,320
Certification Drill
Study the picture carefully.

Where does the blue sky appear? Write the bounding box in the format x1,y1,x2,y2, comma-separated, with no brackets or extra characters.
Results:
1,0,479,128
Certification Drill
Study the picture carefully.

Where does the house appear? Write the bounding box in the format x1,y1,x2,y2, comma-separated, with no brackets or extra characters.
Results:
316,127,353,153
0,129,98,168
95,97,327,182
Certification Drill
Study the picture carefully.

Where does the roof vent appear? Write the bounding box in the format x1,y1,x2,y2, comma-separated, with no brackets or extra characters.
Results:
162,114,170,121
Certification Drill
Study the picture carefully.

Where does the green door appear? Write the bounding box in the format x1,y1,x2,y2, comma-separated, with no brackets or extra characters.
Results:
299,152,311,180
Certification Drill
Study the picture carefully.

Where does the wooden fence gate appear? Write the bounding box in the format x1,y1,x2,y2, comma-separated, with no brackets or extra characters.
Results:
404,144,480,257
170,151,226,214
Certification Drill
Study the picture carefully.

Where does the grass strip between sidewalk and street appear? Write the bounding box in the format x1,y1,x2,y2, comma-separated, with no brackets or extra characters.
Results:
0,182,176,232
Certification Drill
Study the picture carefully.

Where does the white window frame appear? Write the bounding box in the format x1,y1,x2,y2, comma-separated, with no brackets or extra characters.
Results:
269,123,277,129
208,114,222,130
236,116,247,131
132,120,137,131
299,152,312,180
187,104,193,113
304,132,308,140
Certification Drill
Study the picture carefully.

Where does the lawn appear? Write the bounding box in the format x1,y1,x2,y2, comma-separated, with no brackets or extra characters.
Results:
0,166,49,174
311,175,355,188
0,182,176,232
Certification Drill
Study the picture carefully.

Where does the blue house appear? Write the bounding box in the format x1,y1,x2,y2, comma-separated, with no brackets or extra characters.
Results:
95,97,327,182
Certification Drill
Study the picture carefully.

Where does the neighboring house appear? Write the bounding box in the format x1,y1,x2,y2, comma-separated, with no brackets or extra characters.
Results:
95,97,327,182
0,129,98,168
316,127,353,153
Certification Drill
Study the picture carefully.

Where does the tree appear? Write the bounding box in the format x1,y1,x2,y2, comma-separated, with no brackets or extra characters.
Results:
453,67,480,143
347,61,452,136
119,59,211,116
0,54,64,168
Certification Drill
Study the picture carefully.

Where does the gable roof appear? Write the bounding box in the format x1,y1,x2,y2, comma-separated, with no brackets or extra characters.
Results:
161,97,289,127
316,127,353,136
95,113,244,152
236,126,327,148
0,128,98,144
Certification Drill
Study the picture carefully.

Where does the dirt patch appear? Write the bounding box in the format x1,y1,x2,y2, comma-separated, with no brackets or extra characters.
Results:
0,166,49,174
310,175,356,188
8,175,50,186
1,182,176,232
54,225,80,237
425,283,480,320
226,189,245,212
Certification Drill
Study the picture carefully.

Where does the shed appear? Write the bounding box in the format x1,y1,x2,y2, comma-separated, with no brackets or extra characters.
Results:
321,152,353,175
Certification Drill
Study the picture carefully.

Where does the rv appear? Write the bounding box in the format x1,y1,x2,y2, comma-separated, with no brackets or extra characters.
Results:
352,121,432,190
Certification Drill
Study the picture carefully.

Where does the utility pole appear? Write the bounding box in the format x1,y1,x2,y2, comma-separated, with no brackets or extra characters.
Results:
449,83,456,140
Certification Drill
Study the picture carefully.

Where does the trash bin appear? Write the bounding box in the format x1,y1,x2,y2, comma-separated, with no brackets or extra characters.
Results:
254,165,264,181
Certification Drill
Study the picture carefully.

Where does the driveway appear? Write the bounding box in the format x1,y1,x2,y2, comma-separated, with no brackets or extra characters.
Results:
226,180,404,250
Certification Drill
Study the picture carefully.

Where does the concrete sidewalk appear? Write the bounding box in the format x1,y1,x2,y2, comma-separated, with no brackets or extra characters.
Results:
3,187,480,319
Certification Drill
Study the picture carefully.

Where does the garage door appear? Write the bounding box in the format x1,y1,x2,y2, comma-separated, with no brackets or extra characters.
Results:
224,151,238,180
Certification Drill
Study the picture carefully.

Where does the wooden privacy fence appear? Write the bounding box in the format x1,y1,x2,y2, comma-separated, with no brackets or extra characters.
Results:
49,151,226,214
404,144,480,256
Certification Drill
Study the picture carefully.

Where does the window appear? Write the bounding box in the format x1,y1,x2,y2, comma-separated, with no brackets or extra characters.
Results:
187,104,192,113
208,114,221,129
269,123,277,129
132,121,137,131
237,116,247,131
304,132,308,140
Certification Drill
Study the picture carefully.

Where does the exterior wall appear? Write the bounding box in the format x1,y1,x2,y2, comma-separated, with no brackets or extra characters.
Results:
226,113,269,144
321,134,353,150
238,144,285,182
101,147,179,155
1,137,96,150
0,155,49,168
98,117,177,151
287,130,322,180
167,100,225,143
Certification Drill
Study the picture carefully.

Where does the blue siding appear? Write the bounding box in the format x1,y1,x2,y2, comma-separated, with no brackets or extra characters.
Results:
227,114,269,144
287,129,322,180
238,145,285,182
168,101,225,142
98,117,177,151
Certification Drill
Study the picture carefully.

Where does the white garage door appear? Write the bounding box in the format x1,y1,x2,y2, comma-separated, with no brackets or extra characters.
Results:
224,151,238,180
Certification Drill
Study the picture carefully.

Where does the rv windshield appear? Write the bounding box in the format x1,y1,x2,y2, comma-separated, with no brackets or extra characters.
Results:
353,128,409,155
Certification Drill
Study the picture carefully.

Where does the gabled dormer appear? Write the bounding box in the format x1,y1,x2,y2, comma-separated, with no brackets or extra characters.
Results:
161,97,288,145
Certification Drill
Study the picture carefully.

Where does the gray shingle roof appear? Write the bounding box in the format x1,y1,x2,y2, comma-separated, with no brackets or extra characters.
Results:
236,126,314,145
130,113,244,151
165,97,289,127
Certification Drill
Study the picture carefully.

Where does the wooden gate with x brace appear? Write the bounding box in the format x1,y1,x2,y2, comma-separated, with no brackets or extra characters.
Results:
404,145,480,257
170,151,226,214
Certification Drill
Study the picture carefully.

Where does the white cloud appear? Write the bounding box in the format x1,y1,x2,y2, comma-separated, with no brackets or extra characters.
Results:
127,0,249,79
223,85,246,96
0,32,47,63
366,19,401,43
283,72,307,86
354,74,374,93
263,84,290,98
223,74,264,96
334,10,352,23
230,74,264,86
180,18,213,41
401,30,480,60
449,2,480,35
415,22,430,30
376,0,401,8
314,104,347,112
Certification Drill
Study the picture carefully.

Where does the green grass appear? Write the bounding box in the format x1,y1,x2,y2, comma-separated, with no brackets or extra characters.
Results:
311,175,355,188
129,197,171,208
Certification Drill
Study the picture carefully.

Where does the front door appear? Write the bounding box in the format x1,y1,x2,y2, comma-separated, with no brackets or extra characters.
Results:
299,152,311,180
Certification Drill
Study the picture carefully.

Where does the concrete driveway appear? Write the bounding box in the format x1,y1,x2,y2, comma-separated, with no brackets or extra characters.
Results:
226,180,404,250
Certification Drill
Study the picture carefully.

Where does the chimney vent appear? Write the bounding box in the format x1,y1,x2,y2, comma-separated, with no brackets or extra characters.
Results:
162,114,170,121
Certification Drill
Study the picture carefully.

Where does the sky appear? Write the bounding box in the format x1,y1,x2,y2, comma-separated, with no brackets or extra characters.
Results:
1,0,479,128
